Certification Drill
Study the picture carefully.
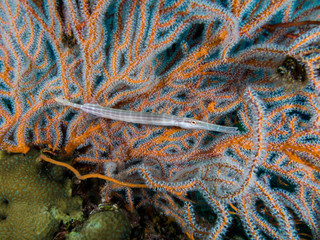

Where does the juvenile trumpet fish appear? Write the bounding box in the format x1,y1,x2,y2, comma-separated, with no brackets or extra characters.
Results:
55,97,238,134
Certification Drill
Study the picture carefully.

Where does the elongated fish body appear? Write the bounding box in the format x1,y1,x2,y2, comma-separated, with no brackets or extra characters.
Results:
55,97,238,134
82,103,178,126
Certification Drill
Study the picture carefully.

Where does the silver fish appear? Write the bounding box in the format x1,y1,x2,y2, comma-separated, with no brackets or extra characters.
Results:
55,97,238,134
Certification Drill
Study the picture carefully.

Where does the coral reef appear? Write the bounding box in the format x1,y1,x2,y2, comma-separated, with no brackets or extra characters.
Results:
0,149,83,240
67,206,131,240
1,0,320,239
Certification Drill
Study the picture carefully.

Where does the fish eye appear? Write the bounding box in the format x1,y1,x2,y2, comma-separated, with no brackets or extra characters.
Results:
191,120,197,125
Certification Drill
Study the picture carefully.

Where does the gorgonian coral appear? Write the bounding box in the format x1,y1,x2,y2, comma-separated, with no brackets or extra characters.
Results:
1,0,320,239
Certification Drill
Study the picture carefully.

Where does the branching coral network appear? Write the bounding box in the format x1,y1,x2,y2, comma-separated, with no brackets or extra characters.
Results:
1,0,320,239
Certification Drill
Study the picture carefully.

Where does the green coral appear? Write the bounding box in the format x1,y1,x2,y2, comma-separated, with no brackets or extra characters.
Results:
67,206,131,240
0,149,83,240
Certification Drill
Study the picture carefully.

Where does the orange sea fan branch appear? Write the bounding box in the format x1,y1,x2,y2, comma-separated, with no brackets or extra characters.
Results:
39,153,148,189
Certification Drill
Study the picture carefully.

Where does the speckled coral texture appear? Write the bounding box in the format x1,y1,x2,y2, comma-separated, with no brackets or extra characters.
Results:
68,210,131,240
0,149,82,240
